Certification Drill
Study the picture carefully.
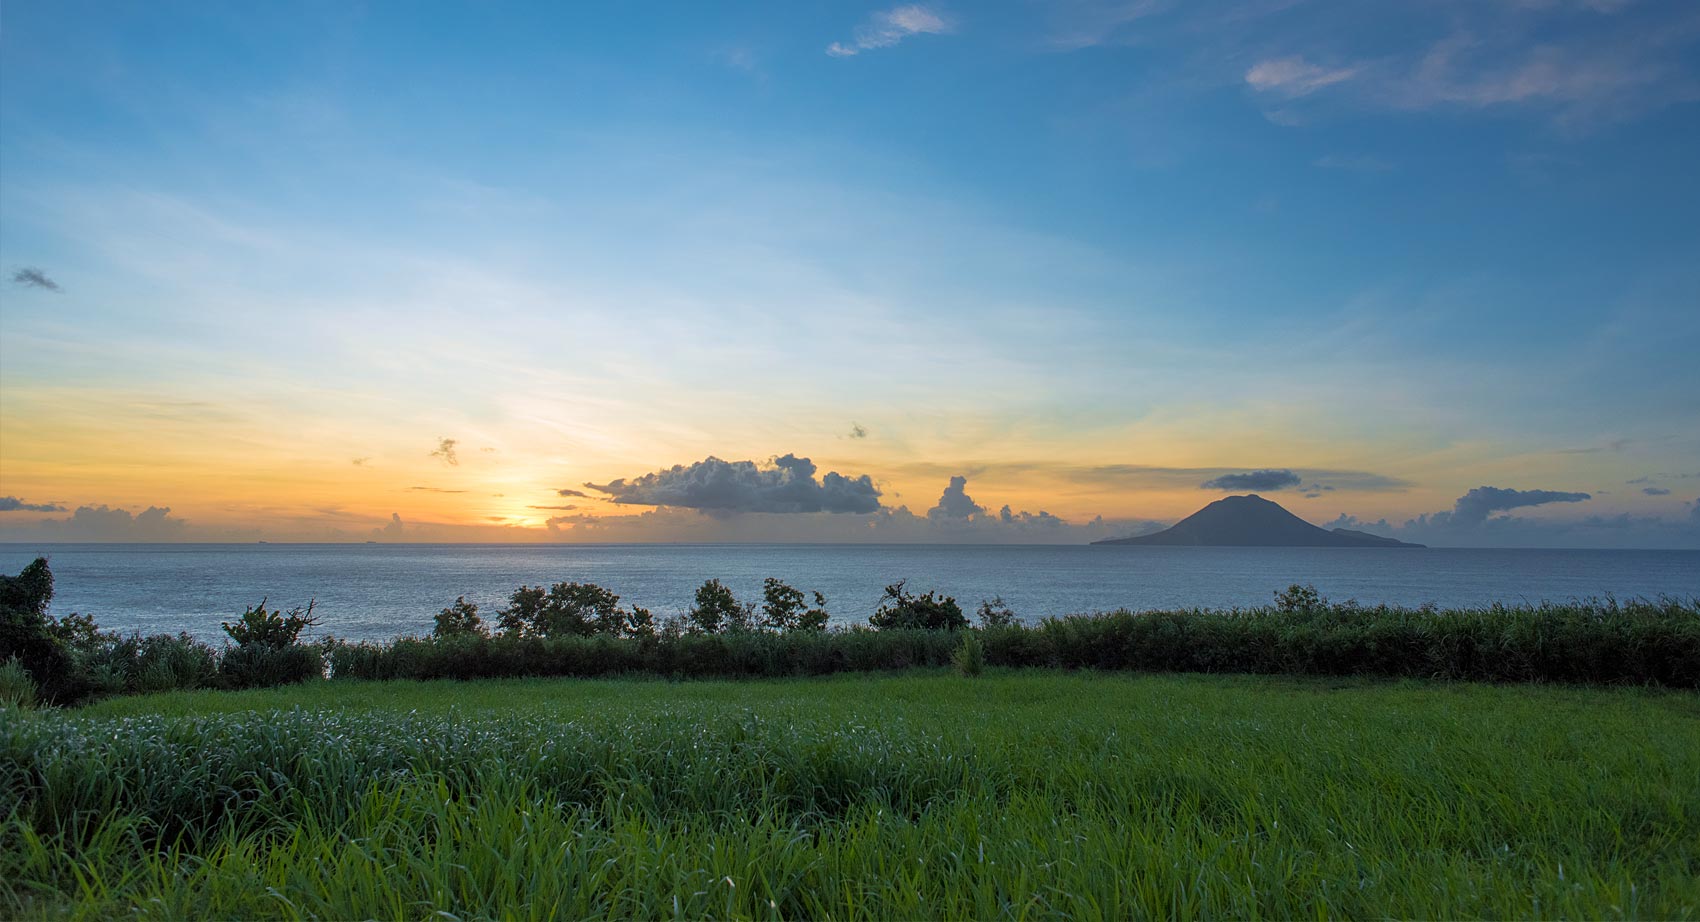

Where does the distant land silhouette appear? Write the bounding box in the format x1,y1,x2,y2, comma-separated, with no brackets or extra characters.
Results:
1093,494,1425,548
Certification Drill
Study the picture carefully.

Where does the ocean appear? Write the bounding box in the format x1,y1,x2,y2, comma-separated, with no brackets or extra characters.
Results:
2,543,1696,642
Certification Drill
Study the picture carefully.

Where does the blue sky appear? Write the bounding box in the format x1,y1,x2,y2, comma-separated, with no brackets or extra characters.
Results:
1,0,1698,546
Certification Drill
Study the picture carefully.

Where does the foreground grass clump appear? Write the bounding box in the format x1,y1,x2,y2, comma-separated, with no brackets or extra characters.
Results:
5,672,1699,919
328,595,1700,687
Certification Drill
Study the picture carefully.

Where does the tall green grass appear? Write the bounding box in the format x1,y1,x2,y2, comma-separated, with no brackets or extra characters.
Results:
327,597,1700,687
5,672,1698,919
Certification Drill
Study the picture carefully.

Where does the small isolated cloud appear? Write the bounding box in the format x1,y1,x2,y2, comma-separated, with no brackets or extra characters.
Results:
1245,56,1360,97
0,496,67,512
1644,487,1672,496
586,454,881,515
528,504,578,511
41,505,188,539
828,4,949,57
928,475,985,520
1200,469,1303,492
408,486,467,494
557,488,589,498
10,267,61,292
847,422,869,439
1447,486,1592,527
351,457,371,466
430,438,459,466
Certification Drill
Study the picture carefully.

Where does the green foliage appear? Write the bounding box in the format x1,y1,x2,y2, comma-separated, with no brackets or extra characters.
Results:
0,557,83,704
432,596,487,638
688,579,754,634
221,599,319,648
322,595,1700,687
46,612,112,652
951,631,985,677
869,580,968,631
217,643,324,689
975,595,1018,627
1275,583,1326,613
760,578,829,632
497,582,648,638
0,656,37,710
9,673,1700,919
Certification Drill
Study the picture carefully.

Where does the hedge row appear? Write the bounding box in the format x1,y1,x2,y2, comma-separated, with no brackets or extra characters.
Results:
328,597,1700,687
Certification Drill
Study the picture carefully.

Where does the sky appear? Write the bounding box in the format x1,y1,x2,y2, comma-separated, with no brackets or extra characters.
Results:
1,0,1698,547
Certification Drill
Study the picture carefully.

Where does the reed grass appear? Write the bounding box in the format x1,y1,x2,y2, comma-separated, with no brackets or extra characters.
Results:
5,671,1698,919
326,596,1700,687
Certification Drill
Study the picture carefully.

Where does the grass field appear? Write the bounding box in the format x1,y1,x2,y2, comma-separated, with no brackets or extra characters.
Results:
5,670,1699,919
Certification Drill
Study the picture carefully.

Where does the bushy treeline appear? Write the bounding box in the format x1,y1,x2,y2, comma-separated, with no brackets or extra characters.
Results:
332,584,1699,687
1,557,327,705
5,555,1697,705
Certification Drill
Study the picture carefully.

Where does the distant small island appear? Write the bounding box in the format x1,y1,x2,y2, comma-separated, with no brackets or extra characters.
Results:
1093,494,1425,548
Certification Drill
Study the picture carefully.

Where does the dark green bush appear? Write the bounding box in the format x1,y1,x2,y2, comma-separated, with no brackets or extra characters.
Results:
218,643,325,689
688,579,753,634
0,558,87,704
322,596,1698,688
869,580,967,631
497,582,652,638
433,597,488,638
222,600,319,648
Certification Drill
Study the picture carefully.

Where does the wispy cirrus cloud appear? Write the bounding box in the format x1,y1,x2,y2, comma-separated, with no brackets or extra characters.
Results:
828,5,951,57
1245,56,1361,97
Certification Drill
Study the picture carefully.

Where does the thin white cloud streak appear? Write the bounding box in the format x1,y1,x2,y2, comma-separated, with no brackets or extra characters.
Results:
1244,56,1361,97
828,5,951,57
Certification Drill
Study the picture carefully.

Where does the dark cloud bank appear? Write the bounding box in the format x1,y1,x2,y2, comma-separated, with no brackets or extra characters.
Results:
586,454,881,515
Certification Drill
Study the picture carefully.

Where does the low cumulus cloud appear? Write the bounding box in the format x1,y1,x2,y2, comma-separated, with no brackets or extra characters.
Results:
0,496,67,512
1446,486,1592,527
39,505,188,540
999,505,1065,528
585,454,881,515
827,4,949,57
1643,487,1672,496
927,475,986,520
556,488,589,498
374,513,405,538
1200,469,1303,492
10,267,61,291
429,438,459,466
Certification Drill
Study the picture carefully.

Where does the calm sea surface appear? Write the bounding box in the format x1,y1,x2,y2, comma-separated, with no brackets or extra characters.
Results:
3,543,1696,642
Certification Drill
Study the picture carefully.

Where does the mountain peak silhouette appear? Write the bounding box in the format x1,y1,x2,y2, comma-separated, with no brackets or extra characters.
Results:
1092,494,1423,547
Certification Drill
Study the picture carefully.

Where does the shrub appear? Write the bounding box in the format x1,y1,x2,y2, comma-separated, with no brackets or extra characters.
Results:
0,656,37,709
496,583,648,638
0,557,88,704
689,579,754,634
976,596,1018,628
433,597,487,638
952,632,985,677
219,643,325,689
222,599,319,648
760,578,830,632
869,580,967,631
1275,584,1325,613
